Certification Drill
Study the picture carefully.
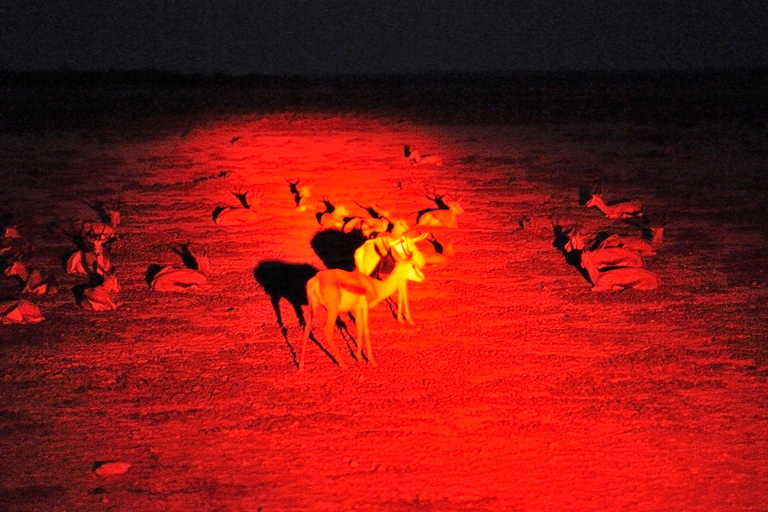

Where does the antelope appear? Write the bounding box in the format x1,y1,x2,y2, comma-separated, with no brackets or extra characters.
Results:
60,200,122,242
580,249,658,292
417,199,464,228
315,199,354,230
1,299,45,324
586,193,644,220
565,229,661,256
301,236,426,370
84,200,121,232
79,272,121,311
287,178,324,213
5,261,58,296
213,187,263,226
580,247,645,272
349,203,412,236
581,253,660,292
1,226,21,240
66,229,111,276
404,145,443,166
149,245,214,292
354,233,428,325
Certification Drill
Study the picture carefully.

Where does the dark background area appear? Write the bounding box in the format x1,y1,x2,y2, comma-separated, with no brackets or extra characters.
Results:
2,1,767,75
2,69,767,132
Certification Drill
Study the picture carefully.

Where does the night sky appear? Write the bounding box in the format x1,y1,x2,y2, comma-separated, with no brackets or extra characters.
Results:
2,1,767,75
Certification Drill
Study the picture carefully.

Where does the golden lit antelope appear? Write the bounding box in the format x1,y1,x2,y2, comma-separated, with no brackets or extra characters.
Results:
301,236,426,370
315,199,354,230
149,245,214,292
404,145,443,166
287,178,325,213
354,233,428,325
586,193,644,220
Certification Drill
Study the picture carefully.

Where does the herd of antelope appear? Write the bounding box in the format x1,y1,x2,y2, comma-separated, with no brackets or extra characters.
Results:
285,176,460,370
1,141,665,369
563,185,664,292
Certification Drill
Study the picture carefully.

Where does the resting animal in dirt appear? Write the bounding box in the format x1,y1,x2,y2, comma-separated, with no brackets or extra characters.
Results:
565,228,662,257
66,230,112,276
148,244,213,292
416,198,464,229
1,299,44,324
404,145,443,166
287,178,324,214
580,249,659,292
213,188,262,226
5,261,58,296
79,272,121,311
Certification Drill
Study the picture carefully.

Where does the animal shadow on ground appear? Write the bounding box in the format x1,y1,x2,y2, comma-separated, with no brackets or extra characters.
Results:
310,228,367,271
253,259,358,368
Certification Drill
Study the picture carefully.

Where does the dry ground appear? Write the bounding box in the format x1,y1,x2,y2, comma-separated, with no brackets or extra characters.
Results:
1,79,768,511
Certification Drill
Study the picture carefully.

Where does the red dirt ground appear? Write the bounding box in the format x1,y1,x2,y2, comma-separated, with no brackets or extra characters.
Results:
1,83,768,511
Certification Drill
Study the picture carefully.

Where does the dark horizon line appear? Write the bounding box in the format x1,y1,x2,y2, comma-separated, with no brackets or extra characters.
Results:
2,66,767,81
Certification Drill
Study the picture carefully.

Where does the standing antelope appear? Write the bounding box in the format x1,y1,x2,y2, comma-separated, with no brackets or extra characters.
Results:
353,233,428,325
301,236,425,370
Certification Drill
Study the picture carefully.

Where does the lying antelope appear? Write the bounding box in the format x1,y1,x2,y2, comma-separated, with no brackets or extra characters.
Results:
213,187,263,226
149,245,213,292
301,236,425,370
66,230,111,276
565,229,661,256
287,178,325,214
84,199,121,232
350,203,412,237
1,225,21,240
416,199,464,228
5,261,58,296
580,247,645,272
79,272,121,311
353,233,428,325
404,145,443,166
586,193,644,220
580,249,659,292
315,199,354,230
1,299,44,324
